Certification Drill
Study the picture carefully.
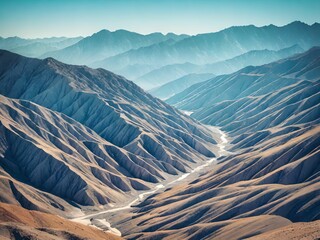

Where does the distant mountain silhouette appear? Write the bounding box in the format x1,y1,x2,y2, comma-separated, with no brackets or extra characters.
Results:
42,30,189,64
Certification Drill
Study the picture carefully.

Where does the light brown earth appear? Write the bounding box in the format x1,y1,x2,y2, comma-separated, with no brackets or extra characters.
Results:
0,203,121,240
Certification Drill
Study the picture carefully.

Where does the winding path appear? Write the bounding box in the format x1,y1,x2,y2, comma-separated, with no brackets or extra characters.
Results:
72,126,229,236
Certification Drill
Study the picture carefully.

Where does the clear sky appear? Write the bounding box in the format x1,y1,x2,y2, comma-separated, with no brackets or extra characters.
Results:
0,0,319,38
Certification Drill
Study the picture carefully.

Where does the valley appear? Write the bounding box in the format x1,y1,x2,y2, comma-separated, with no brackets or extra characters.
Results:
71,125,229,236
0,12,319,240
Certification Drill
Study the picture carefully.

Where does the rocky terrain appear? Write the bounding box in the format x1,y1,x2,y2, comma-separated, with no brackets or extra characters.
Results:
108,47,320,239
0,23,319,239
0,50,220,216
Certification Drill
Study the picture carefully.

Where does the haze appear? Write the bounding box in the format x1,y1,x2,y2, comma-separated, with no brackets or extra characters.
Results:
1,0,320,38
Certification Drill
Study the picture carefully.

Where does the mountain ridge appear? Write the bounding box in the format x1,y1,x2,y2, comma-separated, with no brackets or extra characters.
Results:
107,47,320,239
0,50,218,216
93,21,320,77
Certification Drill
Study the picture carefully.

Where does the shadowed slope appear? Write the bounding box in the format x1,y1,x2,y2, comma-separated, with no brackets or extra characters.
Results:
126,215,292,240
0,95,155,211
0,50,218,214
112,47,320,239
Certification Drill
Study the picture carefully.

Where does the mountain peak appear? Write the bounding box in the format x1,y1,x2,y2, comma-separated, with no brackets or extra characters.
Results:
285,20,309,28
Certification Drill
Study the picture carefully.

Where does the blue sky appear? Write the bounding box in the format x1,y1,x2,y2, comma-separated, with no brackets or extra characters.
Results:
0,0,319,38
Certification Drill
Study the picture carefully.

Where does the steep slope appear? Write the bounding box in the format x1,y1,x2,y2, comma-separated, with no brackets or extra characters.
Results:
42,30,188,65
134,44,303,90
149,73,215,100
0,94,152,211
0,203,121,240
95,22,320,75
110,47,320,239
0,50,218,213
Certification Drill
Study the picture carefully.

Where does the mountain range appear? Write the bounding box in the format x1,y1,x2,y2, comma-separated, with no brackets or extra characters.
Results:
0,36,83,57
41,30,189,65
149,73,216,100
92,21,319,89
2,22,317,92
109,46,320,240
0,21,319,240
144,44,303,94
0,50,218,217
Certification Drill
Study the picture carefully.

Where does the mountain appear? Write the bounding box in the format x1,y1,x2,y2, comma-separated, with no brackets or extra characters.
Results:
149,73,215,100
0,203,120,240
94,22,320,76
0,50,217,216
137,44,303,90
42,30,189,65
199,44,304,75
0,36,71,49
108,47,320,239
0,36,83,57
167,46,320,111
113,63,156,80
135,62,200,90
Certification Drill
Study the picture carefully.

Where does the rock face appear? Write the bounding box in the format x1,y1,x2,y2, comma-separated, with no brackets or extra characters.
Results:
0,50,217,213
112,47,320,239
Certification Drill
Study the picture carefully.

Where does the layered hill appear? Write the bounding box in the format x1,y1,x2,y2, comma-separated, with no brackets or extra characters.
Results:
0,36,82,57
0,50,218,215
135,62,201,90
94,22,320,79
110,48,320,239
149,73,215,100
42,30,188,65
135,44,303,90
168,46,320,112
